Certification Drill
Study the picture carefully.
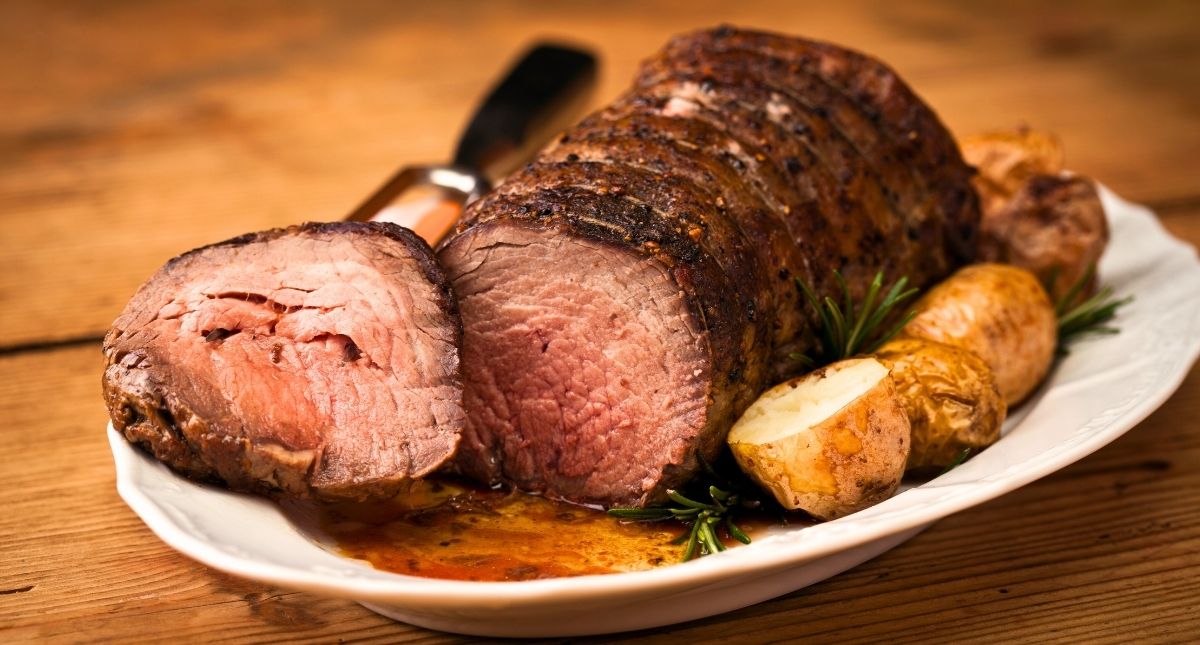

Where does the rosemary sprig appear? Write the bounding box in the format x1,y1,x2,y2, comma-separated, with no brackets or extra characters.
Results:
608,485,752,561
938,447,974,475
794,271,919,367
1055,265,1132,354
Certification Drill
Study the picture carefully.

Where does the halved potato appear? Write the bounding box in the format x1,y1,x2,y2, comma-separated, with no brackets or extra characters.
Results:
727,358,910,520
875,337,1006,470
902,263,1056,406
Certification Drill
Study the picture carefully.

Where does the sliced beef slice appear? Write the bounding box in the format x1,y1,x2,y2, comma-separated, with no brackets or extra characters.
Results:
442,186,751,507
103,222,463,500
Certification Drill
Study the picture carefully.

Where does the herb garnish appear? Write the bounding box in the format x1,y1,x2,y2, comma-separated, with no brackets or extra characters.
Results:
1055,265,1132,353
939,447,974,475
792,271,919,368
608,485,753,561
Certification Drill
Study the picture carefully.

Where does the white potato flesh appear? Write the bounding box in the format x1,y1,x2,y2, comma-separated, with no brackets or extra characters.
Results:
728,358,911,520
732,360,890,444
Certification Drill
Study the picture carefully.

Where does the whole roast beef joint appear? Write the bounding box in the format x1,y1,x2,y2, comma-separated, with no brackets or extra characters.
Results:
437,25,977,507
104,26,978,509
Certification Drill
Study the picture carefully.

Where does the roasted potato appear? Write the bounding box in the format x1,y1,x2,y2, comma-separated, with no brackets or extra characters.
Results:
727,357,910,520
960,127,1065,215
977,173,1108,305
902,263,1057,406
875,338,1006,470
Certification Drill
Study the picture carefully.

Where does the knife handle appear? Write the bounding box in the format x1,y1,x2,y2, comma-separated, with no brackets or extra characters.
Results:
452,42,597,177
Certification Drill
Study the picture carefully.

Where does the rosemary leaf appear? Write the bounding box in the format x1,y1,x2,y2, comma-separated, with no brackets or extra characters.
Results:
1054,265,1094,317
825,296,847,354
700,518,725,554
844,273,881,357
609,482,755,562
667,490,709,510
939,447,974,475
679,520,702,561
726,516,752,545
607,508,673,520
1056,266,1132,352
795,271,919,367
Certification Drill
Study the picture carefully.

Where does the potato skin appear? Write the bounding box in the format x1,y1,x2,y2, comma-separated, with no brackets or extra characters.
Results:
977,174,1109,305
727,359,910,520
960,127,1065,216
875,338,1006,470
902,264,1056,406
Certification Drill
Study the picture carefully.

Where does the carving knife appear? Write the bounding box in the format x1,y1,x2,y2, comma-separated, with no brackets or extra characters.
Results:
344,42,597,244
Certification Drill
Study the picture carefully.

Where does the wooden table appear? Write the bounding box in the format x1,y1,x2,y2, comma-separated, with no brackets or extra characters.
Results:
3,1,1198,641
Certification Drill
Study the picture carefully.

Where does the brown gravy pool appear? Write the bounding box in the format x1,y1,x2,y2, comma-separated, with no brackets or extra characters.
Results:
280,480,781,581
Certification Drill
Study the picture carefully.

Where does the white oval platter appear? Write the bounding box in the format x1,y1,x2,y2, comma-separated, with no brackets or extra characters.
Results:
110,187,1200,637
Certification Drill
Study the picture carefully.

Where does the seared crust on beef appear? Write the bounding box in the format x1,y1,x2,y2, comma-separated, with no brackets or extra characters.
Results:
624,75,901,295
653,26,979,262
438,26,981,507
104,222,464,500
637,50,947,283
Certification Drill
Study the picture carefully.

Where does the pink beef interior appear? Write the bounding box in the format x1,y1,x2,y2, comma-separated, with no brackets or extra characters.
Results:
442,220,710,505
114,229,462,494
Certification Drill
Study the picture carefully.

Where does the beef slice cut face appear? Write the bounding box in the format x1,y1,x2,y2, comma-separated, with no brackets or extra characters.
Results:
440,220,711,507
103,222,463,500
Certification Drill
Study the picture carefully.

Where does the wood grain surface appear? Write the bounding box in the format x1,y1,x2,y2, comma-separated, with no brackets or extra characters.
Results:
2,1,1197,642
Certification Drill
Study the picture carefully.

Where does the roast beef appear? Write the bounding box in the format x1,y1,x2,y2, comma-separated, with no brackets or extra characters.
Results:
437,26,980,507
103,222,463,500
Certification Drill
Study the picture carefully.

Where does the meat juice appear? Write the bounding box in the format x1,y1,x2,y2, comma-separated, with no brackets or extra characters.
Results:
280,479,777,581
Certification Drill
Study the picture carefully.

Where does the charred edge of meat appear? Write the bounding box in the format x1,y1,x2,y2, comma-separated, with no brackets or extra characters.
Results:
103,366,315,497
